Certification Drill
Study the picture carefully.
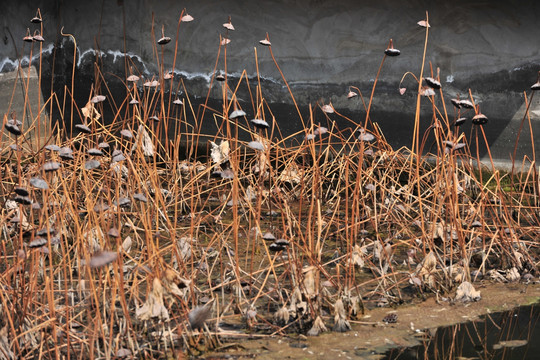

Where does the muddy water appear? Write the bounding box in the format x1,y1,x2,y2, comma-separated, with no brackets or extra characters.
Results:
202,283,540,359
385,303,540,360
386,302,540,359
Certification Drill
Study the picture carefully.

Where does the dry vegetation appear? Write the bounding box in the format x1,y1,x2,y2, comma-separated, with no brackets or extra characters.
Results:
0,9,539,359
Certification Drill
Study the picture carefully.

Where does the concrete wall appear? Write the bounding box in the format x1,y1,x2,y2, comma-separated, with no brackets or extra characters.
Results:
0,67,50,149
1,0,539,166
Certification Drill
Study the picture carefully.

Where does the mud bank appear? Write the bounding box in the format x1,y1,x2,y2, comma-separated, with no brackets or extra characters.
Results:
204,283,540,359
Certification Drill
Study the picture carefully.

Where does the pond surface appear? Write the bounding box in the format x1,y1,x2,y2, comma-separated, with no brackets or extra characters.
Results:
386,302,540,360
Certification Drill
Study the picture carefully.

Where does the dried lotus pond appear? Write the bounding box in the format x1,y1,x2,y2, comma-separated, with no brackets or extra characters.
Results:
0,7,538,360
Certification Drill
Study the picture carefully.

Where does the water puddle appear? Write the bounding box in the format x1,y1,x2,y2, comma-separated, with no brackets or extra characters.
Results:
386,302,540,359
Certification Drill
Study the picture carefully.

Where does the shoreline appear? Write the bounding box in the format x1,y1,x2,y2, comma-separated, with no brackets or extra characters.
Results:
204,282,540,359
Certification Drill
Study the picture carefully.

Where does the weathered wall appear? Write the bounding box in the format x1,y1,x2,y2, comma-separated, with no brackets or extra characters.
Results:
1,0,539,165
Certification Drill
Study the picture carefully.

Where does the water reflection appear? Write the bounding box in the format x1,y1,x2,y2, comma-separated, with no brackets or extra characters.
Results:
387,303,540,359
